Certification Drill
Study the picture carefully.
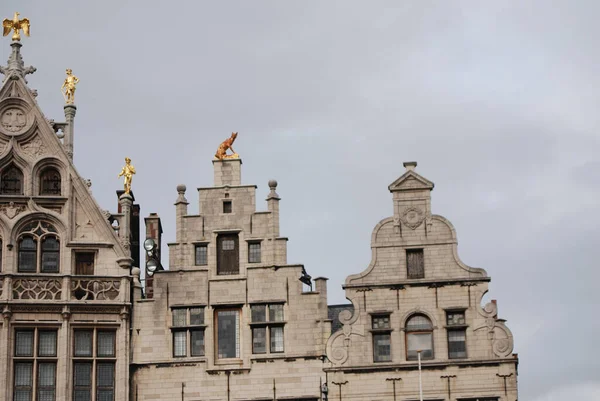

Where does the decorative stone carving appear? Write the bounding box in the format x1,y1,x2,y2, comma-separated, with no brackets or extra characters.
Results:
71,279,121,301
12,278,62,300
326,299,363,365
21,135,46,157
0,201,25,219
401,206,425,229
1,107,26,132
475,290,515,358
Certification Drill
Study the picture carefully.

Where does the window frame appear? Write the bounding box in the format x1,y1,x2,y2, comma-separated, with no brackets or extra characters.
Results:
72,328,117,401
13,327,58,401
405,314,434,361
445,310,468,359
1,163,24,195
247,241,262,264
371,314,392,363
17,221,61,274
406,248,425,279
215,308,242,360
194,243,208,266
217,233,239,275
250,303,285,354
222,200,233,214
170,306,206,358
39,167,62,196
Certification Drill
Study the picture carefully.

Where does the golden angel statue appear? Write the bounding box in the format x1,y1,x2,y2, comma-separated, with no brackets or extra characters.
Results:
61,69,80,104
214,132,240,160
2,12,30,41
117,157,136,194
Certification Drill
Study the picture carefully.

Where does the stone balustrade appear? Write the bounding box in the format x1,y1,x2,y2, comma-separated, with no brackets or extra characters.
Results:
0,274,130,303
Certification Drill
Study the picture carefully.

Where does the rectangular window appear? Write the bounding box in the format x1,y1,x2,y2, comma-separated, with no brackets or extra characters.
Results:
248,242,261,263
72,329,115,401
250,303,285,354
217,234,239,275
446,311,467,359
75,253,95,275
170,307,206,358
14,328,58,401
406,249,424,279
217,309,240,359
223,200,232,214
407,333,434,360
372,315,392,362
194,244,208,266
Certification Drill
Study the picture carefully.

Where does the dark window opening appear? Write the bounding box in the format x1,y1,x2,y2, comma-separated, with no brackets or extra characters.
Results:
217,234,239,275
75,253,95,275
18,236,37,272
223,200,232,214
41,237,60,273
40,168,61,195
406,249,424,279
1,164,23,195
171,307,205,358
248,242,261,263
250,304,285,354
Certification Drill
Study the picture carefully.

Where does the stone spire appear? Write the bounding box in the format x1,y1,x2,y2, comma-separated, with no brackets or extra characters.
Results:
0,41,36,83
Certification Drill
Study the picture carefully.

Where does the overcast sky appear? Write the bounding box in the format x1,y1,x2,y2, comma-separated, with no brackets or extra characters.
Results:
4,1,598,399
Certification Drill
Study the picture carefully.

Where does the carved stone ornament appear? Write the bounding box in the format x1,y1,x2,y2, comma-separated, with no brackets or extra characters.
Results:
21,135,46,157
1,107,26,132
401,206,425,230
0,201,25,219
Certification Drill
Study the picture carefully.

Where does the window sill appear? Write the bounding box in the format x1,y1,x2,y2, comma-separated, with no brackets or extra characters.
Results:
214,358,243,366
445,325,468,329
249,321,286,327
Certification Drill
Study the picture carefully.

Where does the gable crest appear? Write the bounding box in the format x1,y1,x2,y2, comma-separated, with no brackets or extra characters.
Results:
388,170,434,192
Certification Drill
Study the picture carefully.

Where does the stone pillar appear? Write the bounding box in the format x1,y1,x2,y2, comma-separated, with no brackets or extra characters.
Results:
213,159,242,186
174,185,188,243
119,192,133,256
266,179,280,237
63,104,77,161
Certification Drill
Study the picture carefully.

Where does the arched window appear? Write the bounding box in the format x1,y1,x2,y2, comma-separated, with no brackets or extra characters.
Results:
405,314,434,361
17,221,60,273
40,167,61,195
1,164,23,195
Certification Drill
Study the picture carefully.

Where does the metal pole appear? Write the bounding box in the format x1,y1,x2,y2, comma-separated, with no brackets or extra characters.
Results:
418,351,423,401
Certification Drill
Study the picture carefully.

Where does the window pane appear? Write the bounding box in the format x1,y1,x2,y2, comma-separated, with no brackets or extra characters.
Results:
191,330,205,356
97,331,115,357
407,333,433,360
97,363,114,387
190,307,204,325
75,253,95,275
97,390,114,401
195,245,208,265
2,165,23,194
372,315,390,329
18,237,37,273
406,315,433,331
222,239,235,250
223,201,232,214
38,363,56,386
251,305,266,322
41,237,60,273
373,333,391,362
270,326,284,353
14,362,33,386
248,243,261,263
38,331,57,357
14,391,31,401
74,363,92,386
252,327,266,354
448,329,467,359
173,331,187,357
40,168,61,195
15,331,34,356
74,331,93,357
217,310,239,358
268,304,284,322
172,309,187,327
73,390,91,401
447,312,465,326
37,390,55,401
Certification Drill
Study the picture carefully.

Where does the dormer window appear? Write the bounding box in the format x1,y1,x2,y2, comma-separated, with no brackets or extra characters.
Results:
1,164,23,195
40,167,61,195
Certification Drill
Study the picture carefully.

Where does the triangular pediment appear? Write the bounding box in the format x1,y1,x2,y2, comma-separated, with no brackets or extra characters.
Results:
0,71,128,259
388,170,434,192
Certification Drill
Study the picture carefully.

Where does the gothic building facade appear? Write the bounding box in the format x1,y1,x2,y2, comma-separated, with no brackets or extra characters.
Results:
0,40,518,401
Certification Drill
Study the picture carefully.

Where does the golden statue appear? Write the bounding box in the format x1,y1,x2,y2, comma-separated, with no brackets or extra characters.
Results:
61,69,79,104
214,132,240,160
2,12,30,41
117,157,136,194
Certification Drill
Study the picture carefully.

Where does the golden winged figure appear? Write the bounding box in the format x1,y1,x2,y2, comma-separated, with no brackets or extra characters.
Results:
2,12,30,41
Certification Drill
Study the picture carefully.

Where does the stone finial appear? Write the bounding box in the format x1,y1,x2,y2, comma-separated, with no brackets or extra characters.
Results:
175,184,188,204
267,179,280,200
0,41,36,83
403,161,417,171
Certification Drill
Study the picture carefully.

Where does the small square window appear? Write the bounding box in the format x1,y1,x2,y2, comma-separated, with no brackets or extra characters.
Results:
223,201,232,214
190,307,204,325
195,245,208,266
74,330,93,357
75,252,95,275
248,242,261,263
172,309,187,327
268,304,284,322
15,330,34,357
38,331,57,357
97,331,115,357
372,315,391,330
251,305,266,322
447,311,465,326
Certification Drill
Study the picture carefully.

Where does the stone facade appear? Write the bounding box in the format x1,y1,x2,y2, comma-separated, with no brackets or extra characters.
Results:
0,40,518,401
